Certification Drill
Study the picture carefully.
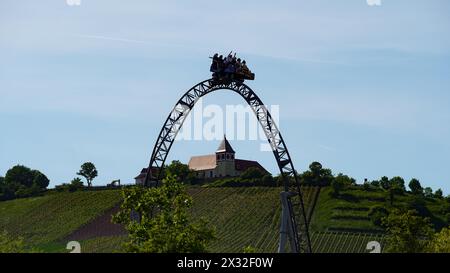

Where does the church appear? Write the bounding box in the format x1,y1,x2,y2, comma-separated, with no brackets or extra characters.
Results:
134,136,268,184
188,135,268,179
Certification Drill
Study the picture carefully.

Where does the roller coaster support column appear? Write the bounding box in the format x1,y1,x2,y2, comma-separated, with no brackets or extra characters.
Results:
278,191,298,253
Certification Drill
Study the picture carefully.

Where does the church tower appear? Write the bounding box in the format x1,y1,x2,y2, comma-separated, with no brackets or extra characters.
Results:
215,135,236,177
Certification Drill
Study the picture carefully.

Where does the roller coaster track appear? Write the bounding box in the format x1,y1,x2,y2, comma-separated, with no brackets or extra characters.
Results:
143,79,312,253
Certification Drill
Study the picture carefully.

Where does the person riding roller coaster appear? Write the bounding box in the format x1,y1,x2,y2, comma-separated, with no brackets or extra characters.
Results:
210,52,255,85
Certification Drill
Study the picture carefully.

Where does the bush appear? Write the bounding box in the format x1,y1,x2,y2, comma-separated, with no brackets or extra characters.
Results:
0,231,31,253
427,227,450,253
435,189,444,199
260,175,274,186
407,196,431,218
368,206,389,226
446,213,450,225
439,203,450,215
240,167,266,180
15,183,42,198
363,181,371,191
165,160,197,184
55,178,85,192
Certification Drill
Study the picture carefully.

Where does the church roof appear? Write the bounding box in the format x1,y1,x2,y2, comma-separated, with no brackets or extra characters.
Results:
216,135,235,153
235,159,269,174
188,154,217,171
134,167,160,180
187,155,270,174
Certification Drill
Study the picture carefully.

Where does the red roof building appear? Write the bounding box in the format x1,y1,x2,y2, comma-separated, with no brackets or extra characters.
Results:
188,135,269,179
135,136,269,184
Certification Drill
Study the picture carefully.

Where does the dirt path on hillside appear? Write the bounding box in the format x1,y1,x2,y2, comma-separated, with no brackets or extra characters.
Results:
65,204,127,241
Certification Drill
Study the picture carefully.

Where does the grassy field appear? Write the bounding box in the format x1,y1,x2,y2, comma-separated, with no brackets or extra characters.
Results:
1,185,446,253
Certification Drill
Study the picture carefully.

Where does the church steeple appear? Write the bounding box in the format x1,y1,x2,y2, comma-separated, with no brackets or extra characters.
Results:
216,135,235,153
216,135,235,162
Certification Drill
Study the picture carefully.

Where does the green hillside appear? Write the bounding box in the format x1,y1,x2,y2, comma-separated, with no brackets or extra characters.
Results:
1,185,448,253
311,186,450,233
0,190,121,250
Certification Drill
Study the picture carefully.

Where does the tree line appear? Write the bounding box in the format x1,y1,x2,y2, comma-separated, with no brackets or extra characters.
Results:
0,162,99,201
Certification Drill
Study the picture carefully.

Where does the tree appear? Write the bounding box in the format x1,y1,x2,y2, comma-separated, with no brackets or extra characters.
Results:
370,180,380,188
309,162,323,174
382,209,434,253
435,189,443,199
2,165,49,200
0,177,14,201
409,178,423,195
31,170,50,189
335,173,356,187
300,162,333,186
424,187,433,198
4,165,35,189
427,227,450,253
77,162,98,187
331,178,345,197
113,175,215,253
379,176,405,206
390,176,406,193
379,176,391,190
388,184,403,206
165,160,196,184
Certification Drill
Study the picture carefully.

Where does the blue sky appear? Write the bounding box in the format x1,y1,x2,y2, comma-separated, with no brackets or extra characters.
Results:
1,0,449,193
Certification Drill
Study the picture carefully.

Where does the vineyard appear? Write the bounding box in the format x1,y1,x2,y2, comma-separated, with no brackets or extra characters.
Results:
0,190,121,246
310,232,384,253
0,186,388,253
187,186,379,253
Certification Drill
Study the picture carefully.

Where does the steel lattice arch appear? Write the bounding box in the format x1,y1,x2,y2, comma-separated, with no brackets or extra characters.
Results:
143,79,312,253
